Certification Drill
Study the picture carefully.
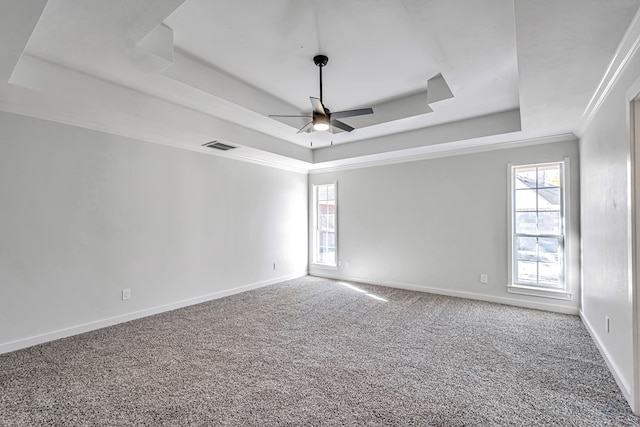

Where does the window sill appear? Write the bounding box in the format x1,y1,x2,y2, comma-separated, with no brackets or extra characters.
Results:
507,284,573,301
311,263,339,271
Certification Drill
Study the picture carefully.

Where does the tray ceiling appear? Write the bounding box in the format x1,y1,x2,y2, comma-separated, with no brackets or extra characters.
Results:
1,0,638,171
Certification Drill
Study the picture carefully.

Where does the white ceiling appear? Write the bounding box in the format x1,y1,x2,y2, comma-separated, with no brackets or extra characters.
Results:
1,0,639,171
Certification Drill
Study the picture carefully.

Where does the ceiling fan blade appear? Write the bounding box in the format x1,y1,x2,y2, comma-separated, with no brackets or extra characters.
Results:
310,97,327,116
330,107,374,120
331,119,354,132
269,114,312,118
297,122,313,134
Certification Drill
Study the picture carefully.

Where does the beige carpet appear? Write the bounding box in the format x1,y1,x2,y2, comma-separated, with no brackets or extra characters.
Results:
1,276,638,426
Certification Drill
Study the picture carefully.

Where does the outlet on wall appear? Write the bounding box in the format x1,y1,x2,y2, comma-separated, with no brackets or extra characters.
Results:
346,261,351,268
480,274,488,284
122,288,131,300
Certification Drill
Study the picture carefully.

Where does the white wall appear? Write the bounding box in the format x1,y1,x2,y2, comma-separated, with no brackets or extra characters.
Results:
579,26,640,409
309,140,580,314
0,111,308,353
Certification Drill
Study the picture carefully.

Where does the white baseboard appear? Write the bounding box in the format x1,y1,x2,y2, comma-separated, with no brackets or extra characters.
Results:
580,310,632,402
309,271,580,315
0,272,307,355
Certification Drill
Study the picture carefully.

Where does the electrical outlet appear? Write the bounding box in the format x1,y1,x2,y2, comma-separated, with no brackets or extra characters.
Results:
606,316,610,333
122,288,131,300
480,274,488,284
346,261,351,268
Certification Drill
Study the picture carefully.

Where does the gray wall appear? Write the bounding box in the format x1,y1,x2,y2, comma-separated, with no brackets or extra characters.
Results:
0,111,308,353
580,33,640,407
309,140,580,314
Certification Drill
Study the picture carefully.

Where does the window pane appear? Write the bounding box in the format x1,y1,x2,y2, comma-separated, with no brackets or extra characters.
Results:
318,231,336,264
327,185,335,201
515,167,537,189
327,214,335,230
538,188,560,211
516,236,537,261
538,211,561,235
539,263,562,288
515,189,537,211
538,237,561,263
327,201,335,213
319,215,327,230
516,261,537,285
515,212,537,234
538,165,561,188
320,231,328,246
318,186,327,201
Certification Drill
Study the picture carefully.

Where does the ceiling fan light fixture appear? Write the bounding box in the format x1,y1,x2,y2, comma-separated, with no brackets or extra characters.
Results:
268,54,374,135
313,115,330,131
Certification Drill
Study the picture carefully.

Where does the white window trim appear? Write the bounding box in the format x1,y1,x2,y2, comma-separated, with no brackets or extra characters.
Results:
311,182,338,270
312,263,339,271
507,157,573,301
507,284,573,300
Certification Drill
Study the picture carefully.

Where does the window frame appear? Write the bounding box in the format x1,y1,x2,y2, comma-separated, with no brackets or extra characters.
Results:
312,182,338,270
507,158,573,300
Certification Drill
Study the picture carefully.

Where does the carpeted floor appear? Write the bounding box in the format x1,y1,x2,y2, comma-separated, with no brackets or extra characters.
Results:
1,276,638,426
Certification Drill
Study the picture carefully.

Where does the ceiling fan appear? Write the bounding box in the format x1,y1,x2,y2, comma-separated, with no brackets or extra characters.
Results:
269,55,374,134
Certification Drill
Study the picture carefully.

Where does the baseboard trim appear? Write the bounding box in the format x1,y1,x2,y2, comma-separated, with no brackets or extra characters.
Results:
580,310,633,402
310,272,579,315
0,272,307,355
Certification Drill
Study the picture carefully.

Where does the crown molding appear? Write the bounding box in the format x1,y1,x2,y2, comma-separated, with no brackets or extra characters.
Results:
575,9,640,137
308,133,577,174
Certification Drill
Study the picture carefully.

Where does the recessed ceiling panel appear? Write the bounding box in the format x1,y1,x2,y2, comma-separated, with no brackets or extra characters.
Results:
1,0,638,170
165,0,440,112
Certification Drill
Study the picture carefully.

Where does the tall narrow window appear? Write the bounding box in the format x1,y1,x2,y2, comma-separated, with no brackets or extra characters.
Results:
509,161,571,299
314,183,337,267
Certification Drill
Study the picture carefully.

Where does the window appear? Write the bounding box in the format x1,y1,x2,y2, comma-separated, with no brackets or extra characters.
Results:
313,183,337,267
508,160,572,300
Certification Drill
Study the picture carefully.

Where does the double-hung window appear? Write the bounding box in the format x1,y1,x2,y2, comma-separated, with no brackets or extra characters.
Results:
508,160,572,299
313,183,337,267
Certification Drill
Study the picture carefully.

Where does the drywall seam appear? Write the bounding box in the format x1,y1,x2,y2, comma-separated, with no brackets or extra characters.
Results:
0,272,308,355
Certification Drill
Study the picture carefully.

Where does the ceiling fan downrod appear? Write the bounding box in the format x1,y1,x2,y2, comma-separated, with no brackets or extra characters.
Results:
314,55,328,103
